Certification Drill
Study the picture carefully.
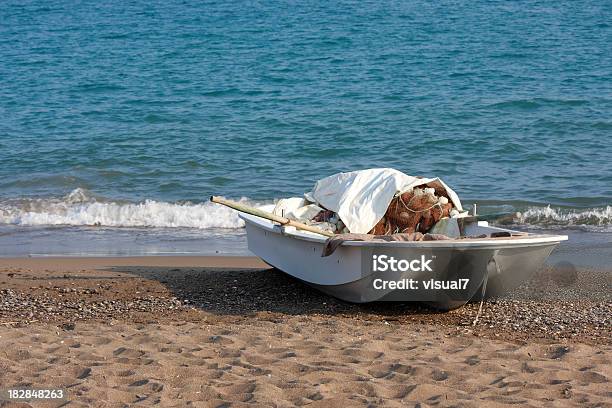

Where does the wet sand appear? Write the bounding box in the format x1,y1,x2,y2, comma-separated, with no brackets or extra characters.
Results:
0,256,610,407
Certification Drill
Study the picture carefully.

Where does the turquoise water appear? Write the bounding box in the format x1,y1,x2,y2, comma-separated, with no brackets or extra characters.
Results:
1,1,611,255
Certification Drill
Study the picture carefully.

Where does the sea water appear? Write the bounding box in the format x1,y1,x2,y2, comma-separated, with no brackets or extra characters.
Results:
1,1,611,262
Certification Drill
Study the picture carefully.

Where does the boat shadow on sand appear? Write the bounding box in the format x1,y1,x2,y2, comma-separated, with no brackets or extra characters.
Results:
107,262,602,321
108,266,455,317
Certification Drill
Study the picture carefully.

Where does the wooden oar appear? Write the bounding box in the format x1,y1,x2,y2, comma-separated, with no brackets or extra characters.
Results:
210,196,334,237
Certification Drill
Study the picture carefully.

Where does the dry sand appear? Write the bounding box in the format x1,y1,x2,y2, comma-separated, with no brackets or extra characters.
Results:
0,256,610,407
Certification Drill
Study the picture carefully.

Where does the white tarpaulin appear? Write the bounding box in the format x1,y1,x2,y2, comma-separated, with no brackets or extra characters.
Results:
305,168,463,234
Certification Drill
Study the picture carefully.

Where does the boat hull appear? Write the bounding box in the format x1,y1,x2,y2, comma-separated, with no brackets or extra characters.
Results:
242,213,565,309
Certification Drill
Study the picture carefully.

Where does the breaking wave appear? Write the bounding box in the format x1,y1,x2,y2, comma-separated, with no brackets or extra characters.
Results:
0,188,255,229
1,189,611,233
513,205,612,230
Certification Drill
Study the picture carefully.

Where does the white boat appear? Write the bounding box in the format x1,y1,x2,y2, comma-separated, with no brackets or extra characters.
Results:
240,205,568,310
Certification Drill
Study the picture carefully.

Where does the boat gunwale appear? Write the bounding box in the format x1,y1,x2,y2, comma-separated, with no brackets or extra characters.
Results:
239,213,568,249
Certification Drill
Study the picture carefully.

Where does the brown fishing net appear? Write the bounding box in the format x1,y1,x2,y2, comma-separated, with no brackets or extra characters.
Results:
368,181,454,235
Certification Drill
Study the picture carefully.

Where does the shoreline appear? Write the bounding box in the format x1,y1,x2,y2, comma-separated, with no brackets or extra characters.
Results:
2,225,612,269
0,255,267,270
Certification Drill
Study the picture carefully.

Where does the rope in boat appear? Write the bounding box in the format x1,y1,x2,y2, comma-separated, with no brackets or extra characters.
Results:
398,191,443,213
472,266,490,326
396,191,444,233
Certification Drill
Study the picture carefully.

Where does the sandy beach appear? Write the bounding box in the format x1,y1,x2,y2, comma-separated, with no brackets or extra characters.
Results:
0,256,610,407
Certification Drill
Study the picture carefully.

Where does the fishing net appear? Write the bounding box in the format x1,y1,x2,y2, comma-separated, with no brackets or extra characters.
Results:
368,180,454,235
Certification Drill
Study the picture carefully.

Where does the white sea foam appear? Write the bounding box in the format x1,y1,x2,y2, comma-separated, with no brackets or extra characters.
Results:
0,188,254,229
2,189,611,232
515,205,612,230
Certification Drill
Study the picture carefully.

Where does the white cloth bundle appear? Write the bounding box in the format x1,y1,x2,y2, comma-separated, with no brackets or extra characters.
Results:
305,168,463,234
